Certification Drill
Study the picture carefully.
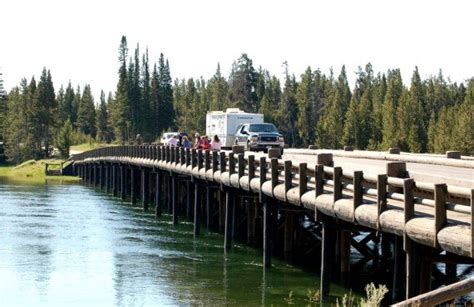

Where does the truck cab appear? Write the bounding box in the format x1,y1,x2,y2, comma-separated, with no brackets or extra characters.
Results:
235,123,284,152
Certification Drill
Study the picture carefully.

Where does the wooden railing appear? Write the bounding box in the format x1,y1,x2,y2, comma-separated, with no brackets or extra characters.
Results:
73,145,474,257
392,277,474,306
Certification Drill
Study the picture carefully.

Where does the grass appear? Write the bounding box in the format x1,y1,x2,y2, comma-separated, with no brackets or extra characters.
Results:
70,142,108,152
0,159,80,183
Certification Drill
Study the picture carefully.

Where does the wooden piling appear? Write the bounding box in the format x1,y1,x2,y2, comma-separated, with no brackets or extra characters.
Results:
131,167,137,204
172,174,178,226
141,169,149,211
155,171,162,217
224,188,234,251
194,181,201,237
321,218,335,300
263,196,272,268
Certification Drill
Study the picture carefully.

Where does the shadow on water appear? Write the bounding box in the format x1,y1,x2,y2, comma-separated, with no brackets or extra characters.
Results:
0,178,351,306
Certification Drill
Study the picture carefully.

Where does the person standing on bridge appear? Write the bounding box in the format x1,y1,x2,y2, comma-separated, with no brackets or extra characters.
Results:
182,136,191,149
194,133,203,149
211,135,221,151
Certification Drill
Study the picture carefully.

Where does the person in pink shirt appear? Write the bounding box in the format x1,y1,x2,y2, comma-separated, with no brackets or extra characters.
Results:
211,135,222,150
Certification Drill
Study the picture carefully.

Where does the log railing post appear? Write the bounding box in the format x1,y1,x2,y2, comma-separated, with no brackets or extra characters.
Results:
434,183,447,248
333,166,342,202
377,174,388,229
352,171,363,223
298,163,307,206
315,164,324,222
404,178,415,299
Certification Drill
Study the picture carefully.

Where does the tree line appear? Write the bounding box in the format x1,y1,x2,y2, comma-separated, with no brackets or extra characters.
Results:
0,36,472,164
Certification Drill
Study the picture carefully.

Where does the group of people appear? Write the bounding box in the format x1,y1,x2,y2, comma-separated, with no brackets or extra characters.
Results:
166,132,222,151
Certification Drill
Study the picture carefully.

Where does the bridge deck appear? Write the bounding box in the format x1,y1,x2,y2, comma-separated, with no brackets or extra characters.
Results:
73,146,474,259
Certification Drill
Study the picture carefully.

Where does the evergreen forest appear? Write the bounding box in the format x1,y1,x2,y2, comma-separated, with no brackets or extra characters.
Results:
0,35,472,164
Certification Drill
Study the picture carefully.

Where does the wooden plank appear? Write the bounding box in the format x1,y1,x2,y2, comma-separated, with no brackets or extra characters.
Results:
393,277,474,307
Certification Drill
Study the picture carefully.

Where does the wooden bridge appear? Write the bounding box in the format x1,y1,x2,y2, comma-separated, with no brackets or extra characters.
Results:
73,145,474,304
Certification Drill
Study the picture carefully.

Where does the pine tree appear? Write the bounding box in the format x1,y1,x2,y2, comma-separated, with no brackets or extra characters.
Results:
228,53,258,112
368,74,387,149
141,49,152,140
77,85,97,138
259,72,281,123
406,67,427,152
381,69,403,149
451,79,474,154
96,90,110,143
277,64,298,146
208,63,229,111
158,54,174,132
55,119,73,158
150,64,161,139
37,68,57,157
64,82,76,124
295,67,314,147
110,35,130,143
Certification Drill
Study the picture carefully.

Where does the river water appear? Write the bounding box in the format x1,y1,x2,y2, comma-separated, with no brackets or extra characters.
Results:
0,179,347,306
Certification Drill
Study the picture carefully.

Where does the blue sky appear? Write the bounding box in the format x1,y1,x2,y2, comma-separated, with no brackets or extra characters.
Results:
1,0,472,99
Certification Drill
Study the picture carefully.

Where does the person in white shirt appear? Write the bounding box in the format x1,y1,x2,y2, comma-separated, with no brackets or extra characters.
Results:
211,135,222,150
167,135,178,147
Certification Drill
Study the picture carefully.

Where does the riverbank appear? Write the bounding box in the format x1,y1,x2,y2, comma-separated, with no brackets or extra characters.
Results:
0,159,80,183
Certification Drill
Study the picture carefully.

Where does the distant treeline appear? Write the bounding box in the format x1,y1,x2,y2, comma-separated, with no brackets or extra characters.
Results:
0,35,472,163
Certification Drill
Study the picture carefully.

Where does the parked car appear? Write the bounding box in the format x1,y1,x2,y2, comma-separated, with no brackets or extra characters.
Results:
160,132,179,144
234,123,284,153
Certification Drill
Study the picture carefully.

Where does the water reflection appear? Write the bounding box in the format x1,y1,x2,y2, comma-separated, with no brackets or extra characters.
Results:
0,179,346,306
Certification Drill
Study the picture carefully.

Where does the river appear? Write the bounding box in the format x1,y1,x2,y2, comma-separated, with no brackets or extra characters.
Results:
0,178,347,306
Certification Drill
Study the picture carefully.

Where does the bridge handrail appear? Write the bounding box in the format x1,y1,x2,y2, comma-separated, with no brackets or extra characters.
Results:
392,277,474,306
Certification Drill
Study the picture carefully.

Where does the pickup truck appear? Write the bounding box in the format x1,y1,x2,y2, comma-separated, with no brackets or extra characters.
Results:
234,123,284,153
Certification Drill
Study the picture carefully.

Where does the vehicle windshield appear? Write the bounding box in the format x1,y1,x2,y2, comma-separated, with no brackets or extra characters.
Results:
248,124,277,133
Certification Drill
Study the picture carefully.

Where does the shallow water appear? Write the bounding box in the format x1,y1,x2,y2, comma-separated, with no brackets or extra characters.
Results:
0,178,347,306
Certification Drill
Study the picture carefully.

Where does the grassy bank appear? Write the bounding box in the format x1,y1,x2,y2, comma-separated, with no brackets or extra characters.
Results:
0,159,80,183
70,142,116,153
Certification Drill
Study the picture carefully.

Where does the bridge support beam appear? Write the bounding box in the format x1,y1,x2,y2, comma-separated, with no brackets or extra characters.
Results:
224,189,235,251
131,167,138,205
262,196,273,268
112,165,117,197
155,171,162,217
321,218,335,300
392,235,405,302
247,198,256,246
141,169,149,211
186,180,192,221
194,180,201,236
104,164,109,193
120,166,126,200
172,174,178,226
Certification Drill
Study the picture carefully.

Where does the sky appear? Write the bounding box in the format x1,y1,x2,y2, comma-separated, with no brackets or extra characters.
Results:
1,0,473,99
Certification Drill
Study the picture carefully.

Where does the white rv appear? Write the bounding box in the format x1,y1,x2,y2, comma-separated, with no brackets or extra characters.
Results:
206,108,264,147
